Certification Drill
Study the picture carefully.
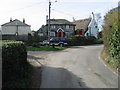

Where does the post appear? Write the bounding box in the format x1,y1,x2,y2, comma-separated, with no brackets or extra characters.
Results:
48,0,51,41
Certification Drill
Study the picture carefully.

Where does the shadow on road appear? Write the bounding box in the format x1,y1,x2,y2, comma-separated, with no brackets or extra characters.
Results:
40,66,89,88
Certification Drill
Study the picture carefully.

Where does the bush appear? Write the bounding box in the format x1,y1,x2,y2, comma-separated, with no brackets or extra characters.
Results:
109,24,120,68
68,36,102,46
2,40,31,88
102,7,120,70
31,43,40,48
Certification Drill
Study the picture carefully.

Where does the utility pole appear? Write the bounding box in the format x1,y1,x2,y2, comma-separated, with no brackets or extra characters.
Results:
48,0,57,41
48,0,51,41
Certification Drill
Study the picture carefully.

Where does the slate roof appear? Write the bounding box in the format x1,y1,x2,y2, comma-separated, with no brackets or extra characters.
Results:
47,19,75,25
1,19,30,26
72,18,92,32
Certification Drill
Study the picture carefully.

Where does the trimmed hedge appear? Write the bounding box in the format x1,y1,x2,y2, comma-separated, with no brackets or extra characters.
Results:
2,40,30,88
68,36,103,46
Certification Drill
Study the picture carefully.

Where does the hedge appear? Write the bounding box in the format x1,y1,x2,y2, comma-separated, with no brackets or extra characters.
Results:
108,23,120,68
102,7,120,70
2,40,30,88
68,36,103,46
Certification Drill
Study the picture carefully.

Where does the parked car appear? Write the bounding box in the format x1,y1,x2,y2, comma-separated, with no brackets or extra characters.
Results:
49,37,68,47
40,40,49,46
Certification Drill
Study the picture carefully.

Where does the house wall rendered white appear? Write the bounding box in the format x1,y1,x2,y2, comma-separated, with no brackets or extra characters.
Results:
84,18,99,38
1,25,31,35
18,26,31,35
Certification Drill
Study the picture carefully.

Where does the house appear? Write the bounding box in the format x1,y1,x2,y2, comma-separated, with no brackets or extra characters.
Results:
1,19,31,41
73,12,99,38
38,18,75,39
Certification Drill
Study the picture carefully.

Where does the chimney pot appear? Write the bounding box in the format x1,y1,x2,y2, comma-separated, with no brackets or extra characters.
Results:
10,18,12,22
23,18,25,23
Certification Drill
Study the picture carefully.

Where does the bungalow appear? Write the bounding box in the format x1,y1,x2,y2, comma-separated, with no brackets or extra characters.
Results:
38,17,75,39
73,12,99,38
1,19,31,41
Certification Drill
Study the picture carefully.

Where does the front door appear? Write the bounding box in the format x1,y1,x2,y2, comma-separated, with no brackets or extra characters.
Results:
58,31,63,37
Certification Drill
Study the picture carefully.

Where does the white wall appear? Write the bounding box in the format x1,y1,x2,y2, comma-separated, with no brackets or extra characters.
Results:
18,26,31,35
1,25,31,35
85,19,99,38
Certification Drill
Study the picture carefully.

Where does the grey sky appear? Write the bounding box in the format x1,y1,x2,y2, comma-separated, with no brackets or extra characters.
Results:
0,0,119,30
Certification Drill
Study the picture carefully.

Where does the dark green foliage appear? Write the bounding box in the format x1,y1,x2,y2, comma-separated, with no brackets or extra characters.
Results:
31,43,40,48
68,36,103,46
109,24,120,68
26,33,41,47
102,7,120,69
2,40,32,88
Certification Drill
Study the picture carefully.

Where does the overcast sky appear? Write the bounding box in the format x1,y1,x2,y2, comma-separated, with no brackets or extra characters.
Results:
0,0,119,31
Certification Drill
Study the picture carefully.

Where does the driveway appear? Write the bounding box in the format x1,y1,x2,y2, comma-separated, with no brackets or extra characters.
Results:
28,45,118,88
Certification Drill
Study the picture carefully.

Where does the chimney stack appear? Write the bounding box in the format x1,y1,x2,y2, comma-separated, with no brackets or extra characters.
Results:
10,18,12,22
46,15,48,24
23,18,25,23
73,17,75,22
92,12,95,19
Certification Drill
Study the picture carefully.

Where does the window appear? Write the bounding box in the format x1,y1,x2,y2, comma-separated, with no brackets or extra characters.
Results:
38,33,43,36
66,25,70,29
50,32,55,37
51,25,56,29
95,26,97,28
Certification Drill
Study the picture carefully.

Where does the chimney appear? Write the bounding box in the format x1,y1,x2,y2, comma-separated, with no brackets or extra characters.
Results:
46,15,48,24
23,18,25,23
73,17,75,22
10,18,12,22
92,12,95,19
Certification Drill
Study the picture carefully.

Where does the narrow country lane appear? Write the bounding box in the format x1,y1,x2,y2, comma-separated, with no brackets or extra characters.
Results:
40,45,118,88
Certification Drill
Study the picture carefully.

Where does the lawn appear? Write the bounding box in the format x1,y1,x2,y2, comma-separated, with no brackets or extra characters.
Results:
27,46,66,51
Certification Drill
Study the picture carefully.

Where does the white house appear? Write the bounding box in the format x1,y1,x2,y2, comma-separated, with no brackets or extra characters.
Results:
73,12,99,38
1,19,31,41
84,12,99,38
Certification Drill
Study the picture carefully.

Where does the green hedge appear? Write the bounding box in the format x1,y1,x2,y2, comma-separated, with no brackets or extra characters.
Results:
102,7,120,70
108,23,120,68
68,36,103,46
2,40,30,88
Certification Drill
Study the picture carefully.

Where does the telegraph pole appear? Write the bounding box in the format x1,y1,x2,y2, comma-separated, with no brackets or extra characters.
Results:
48,0,57,41
48,0,51,41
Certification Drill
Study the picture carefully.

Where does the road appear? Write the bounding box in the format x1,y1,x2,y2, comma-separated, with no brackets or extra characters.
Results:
37,45,118,88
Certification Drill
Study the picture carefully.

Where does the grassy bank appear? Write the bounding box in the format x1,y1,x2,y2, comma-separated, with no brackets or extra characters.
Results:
27,46,66,51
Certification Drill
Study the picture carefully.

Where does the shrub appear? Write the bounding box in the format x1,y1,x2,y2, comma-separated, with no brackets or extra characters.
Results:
68,36,102,46
102,7,120,69
31,43,40,48
109,24,120,68
2,40,31,88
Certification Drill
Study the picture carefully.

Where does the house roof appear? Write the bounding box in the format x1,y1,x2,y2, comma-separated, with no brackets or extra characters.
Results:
47,19,75,25
72,18,92,32
1,19,30,26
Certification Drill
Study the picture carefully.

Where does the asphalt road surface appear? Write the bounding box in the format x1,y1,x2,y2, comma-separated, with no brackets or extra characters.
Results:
40,45,118,88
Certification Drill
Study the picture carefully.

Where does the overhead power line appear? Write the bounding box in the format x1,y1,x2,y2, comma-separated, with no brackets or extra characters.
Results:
7,2,45,13
52,9,80,18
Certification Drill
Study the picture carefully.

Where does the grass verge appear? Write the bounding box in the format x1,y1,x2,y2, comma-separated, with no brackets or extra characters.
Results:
27,46,66,51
